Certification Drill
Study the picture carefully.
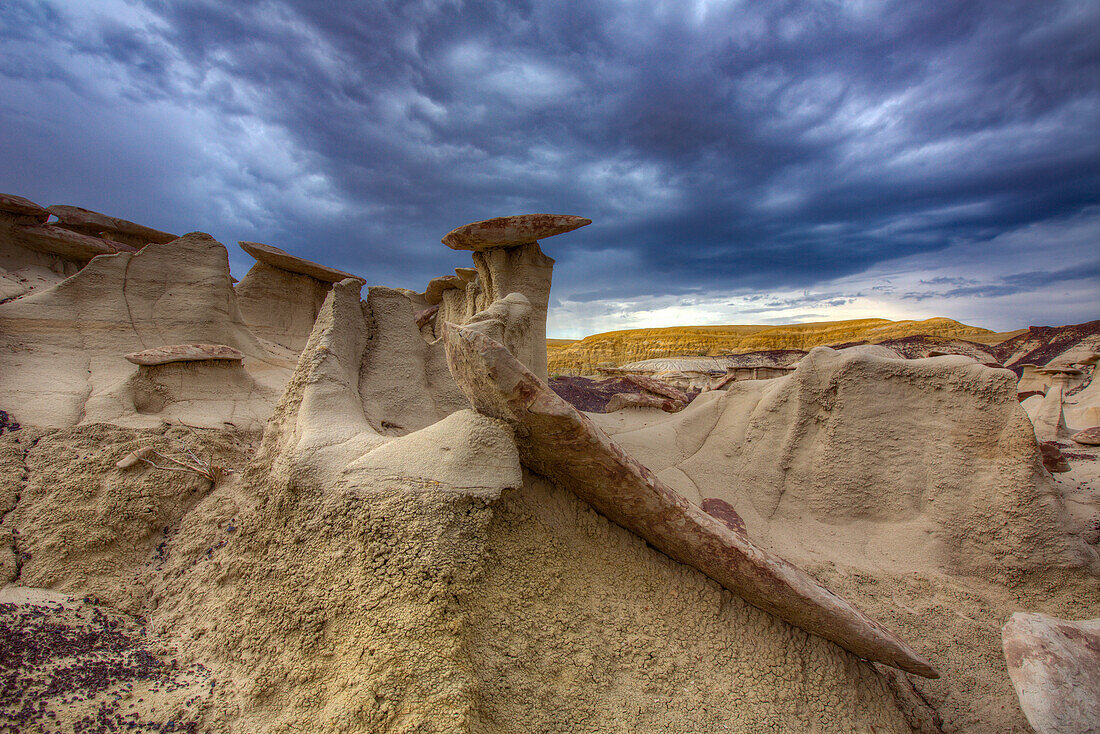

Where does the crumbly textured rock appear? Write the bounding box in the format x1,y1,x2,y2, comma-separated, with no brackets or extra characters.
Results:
4,423,255,612
464,472,916,732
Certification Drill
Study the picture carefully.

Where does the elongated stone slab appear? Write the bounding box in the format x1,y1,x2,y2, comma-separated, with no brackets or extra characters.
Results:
12,223,135,261
443,323,938,678
47,205,177,244
239,241,365,284
125,344,243,366
0,193,48,220
622,373,691,403
442,213,591,251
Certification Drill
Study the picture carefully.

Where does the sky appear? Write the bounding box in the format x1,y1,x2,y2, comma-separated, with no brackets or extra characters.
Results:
1,0,1097,338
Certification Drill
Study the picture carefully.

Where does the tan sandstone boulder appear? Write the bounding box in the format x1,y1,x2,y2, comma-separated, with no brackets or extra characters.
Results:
1003,612,1100,734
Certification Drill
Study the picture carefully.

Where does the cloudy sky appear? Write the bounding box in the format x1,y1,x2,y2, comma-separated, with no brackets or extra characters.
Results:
1,0,1097,337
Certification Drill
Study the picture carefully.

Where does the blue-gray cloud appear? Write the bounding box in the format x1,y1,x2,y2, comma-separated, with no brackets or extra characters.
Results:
0,0,1097,320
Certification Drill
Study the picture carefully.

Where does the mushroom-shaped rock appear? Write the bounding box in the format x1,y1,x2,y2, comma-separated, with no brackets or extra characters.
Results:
125,344,244,366
1072,427,1100,446
424,275,464,305
442,213,591,250
454,267,478,283
0,193,48,221
116,343,273,428
11,223,135,261
605,392,685,413
1002,612,1100,734
442,322,938,678
46,205,177,245
239,241,364,284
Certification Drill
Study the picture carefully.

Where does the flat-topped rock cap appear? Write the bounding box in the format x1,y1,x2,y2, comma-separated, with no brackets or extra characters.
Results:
47,205,177,244
442,213,591,250
0,193,48,220
126,344,244,366
13,223,135,261
239,241,365,284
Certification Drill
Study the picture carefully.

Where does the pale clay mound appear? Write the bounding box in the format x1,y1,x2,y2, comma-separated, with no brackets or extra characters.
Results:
2,201,1099,732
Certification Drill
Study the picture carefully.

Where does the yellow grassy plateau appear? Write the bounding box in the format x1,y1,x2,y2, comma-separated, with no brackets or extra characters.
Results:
547,317,1014,375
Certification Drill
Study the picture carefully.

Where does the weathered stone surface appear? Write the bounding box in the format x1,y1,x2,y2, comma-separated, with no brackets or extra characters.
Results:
701,497,747,535
47,205,177,245
442,213,591,251
1002,612,1100,734
1039,441,1071,473
424,275,464,305
605,392,684,413
415,305,439,329
443,322,938,678
1072,427,1100,446
125,343,244,366
0,193,48,220
621,373,691,403
454,267,477,283
11,223,135,261
239,241,364,284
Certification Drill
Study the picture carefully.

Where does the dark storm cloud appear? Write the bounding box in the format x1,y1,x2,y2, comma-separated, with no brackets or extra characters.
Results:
0,0,1097,307
901,259,1100,300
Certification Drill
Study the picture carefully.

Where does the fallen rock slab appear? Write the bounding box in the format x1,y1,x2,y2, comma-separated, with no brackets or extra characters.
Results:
1002,612,1100,734
621,373,691,403
47,204,177,245
443,323,938,678
239,240,364,284
442,213,591,250
1072,427,1100,446
125,344,244,366
605,392,684,413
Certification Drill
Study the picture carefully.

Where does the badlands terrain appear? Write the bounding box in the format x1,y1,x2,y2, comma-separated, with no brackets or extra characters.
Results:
0,194,1098,733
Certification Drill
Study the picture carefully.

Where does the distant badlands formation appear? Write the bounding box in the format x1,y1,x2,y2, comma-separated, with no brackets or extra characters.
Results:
0,193,1098,733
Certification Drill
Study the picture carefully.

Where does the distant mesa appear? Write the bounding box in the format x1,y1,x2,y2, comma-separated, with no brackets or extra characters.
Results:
442,213,591,251
125,343,244,366
239,240,364,284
